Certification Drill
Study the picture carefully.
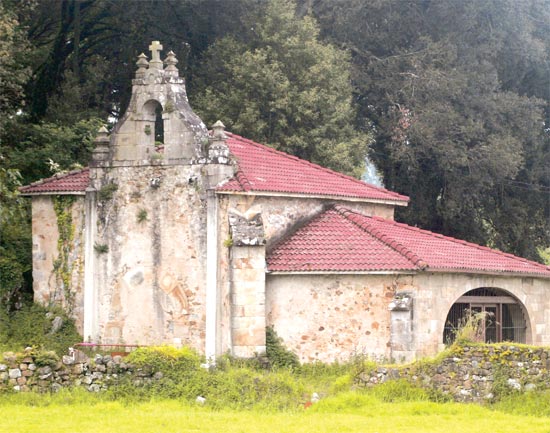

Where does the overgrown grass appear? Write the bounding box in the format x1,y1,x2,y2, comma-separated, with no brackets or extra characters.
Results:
0,303,81,354
1,389,550,433
2,345,550,432
491,389,550,418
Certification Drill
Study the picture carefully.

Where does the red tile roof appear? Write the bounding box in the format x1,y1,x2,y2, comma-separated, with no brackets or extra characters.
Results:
19,169,89,195
267,206,550,277
20,133,408,204
219,133,409,203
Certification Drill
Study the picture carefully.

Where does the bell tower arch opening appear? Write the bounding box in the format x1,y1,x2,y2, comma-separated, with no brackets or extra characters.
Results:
142,99,164,150
443,287,530,345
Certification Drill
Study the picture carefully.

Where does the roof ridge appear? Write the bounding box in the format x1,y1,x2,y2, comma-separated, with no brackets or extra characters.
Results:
334,206,427,270
226,132,408,202
368,215,550,272
20,167,89,191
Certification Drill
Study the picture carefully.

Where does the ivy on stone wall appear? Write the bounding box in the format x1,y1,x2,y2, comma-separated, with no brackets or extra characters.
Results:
52,196,76,311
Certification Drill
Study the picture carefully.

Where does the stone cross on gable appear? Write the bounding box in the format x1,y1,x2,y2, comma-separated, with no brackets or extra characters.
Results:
149,40,163,69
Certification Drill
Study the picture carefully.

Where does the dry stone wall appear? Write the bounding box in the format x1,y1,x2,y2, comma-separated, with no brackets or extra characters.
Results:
2,345,550,402
0,350,161,393
357,344,550,402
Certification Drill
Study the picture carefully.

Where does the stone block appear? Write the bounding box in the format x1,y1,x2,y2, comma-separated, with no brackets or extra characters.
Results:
232,327,266,347
232,316,265,330
232,268,263,283
8,369,21,379
62,355,75,365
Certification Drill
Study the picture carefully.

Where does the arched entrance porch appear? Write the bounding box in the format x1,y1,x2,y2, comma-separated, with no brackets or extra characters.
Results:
443,287,529,344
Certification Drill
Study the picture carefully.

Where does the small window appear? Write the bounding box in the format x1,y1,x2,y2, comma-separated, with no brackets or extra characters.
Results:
154,103,164,144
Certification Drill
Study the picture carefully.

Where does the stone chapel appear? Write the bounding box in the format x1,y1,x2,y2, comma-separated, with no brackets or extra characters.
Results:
21,42,550,363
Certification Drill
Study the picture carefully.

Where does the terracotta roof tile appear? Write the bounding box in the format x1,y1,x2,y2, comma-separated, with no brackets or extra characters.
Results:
267,206,550,277
219,133,409,203
19,168,90,194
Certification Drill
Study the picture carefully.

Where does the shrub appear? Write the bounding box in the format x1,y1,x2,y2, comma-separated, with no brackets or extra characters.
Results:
0,303,81,354
451,309,489,346
33,349,60,367
265,326,299,370
126,346,201,376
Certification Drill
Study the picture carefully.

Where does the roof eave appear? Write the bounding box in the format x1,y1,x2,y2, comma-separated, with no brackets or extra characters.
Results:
266,270,418,275
424,267,550,279
20,191,86,197
216,189,409,207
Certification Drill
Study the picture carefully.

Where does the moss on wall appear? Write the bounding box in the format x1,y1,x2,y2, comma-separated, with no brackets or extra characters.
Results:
52,196,76,311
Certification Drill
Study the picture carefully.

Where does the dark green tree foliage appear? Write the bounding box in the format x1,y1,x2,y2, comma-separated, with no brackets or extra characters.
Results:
0,2,31,134
0,165,31,309
22,0,260,121
192,0,370,177
310,0,550,260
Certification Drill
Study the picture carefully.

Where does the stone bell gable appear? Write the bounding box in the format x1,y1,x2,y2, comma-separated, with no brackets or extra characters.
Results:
110,41,209,163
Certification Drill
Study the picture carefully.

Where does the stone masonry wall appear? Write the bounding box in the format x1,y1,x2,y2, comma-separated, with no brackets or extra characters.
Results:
0,350,161,394
32,196,86,334
3,345,549,403
266,274,396,363
92,164,207,349
357,344,550,402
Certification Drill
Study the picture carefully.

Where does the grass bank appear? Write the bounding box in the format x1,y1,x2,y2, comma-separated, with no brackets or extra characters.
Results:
1,390,549,433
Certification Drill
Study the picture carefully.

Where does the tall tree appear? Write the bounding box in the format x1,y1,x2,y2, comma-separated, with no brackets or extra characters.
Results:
0,2,31,134
192,0,370,177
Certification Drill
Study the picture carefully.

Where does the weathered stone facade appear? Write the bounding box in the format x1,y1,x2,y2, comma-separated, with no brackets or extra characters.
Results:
23,41,550,364
265,272,550,363
31,195,86,332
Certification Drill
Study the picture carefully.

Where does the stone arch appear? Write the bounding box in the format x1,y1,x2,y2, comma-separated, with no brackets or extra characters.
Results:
141,99,164,148
442,287,531,345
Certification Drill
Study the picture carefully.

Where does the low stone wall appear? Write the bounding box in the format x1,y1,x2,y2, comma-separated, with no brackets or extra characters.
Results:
0,349,160,393
2,345,550,402
357,345,550,402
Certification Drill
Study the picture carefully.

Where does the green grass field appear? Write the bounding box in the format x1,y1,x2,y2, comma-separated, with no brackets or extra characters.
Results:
1,391,550,433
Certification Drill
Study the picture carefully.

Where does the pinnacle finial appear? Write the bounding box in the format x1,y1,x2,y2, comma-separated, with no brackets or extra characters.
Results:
148,41,163,70
95,126,110,141
136,53,149,78
164,50,179,76
92,126,110,163
212,120,226,139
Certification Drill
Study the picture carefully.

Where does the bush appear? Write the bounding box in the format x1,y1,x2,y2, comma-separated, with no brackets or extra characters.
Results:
265,326,299,370
111,345,306,409
126,346,201,377
0,303,81,354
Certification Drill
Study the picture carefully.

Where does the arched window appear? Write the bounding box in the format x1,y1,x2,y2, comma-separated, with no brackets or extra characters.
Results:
154,103,163,144
142,100,164,147
443,287,528,344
